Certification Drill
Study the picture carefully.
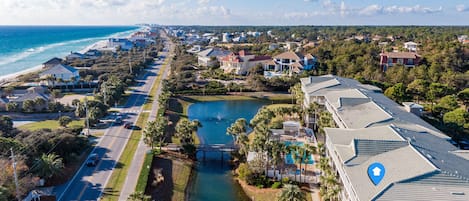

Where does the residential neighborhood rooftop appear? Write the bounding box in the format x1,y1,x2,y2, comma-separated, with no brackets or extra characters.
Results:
303,75,469,201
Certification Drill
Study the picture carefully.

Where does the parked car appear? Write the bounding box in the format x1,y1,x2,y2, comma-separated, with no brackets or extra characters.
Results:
86,153,99,167
124,122,133,129
114,117,122,125
459,140,469,150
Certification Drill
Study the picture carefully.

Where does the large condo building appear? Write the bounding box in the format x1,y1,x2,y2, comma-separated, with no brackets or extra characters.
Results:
301,75,469,201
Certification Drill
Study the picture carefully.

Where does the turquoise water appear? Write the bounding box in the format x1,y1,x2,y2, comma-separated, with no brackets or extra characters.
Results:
187,100,267,201
0,26,139,76
284,141,314,165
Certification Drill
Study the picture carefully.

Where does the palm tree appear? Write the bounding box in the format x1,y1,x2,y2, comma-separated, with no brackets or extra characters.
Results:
289,145,301,182
277,184,306,201
128,191,151,201
307,102,321,130
268,140,285,180
304,144,317,182
226,118,247,142
143,116,168,151
70,76,77,89
85,75,93,88
32,153,64,179
175,119,202,145
236,133,250,160
56,78,64,90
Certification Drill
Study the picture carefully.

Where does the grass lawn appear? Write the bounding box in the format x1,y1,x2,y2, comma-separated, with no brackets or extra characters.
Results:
238,179,313,201
266,103,296,110
19,119,84,131
135,151,154,192
171,159,192,201
167,97,200,145
101,112,149,201
147,153,193,201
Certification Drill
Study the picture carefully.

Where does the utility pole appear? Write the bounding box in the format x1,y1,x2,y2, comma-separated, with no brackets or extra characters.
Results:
85,99,90,136
10,148,20,201
102,83,107,106
128,54,133,74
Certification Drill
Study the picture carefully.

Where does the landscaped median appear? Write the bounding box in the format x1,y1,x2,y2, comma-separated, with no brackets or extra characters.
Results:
142,59,169,111
135,151,154,193
101,112,149,201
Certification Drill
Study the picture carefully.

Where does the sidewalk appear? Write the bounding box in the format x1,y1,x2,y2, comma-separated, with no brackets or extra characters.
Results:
118,37,173,201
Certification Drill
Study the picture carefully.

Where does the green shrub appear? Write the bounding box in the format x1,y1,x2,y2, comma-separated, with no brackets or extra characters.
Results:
238,163,252,181
281,177,290,184
271,181,282,189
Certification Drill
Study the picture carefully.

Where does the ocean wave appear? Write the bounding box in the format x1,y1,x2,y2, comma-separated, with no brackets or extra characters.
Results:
0,36,106,67
0,27,141,69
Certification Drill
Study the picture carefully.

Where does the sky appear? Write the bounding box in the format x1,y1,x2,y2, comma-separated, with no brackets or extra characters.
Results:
0,0,469,26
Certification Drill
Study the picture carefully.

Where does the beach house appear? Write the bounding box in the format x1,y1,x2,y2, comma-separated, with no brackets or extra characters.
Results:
264,51,316,78
65,52,85,61
219,50,271,75
39,64,80,86
197,48,232,67
379,51,420,71
9,87,50,111
108,38,134,51
42,57,63,69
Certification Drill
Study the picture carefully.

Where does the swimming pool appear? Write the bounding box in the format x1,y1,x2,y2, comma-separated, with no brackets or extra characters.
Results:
284,141,314,165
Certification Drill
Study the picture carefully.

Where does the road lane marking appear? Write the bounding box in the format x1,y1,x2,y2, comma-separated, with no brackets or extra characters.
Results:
75,122,129,200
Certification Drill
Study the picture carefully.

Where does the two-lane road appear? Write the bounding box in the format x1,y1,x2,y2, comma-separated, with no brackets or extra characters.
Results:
58,37,170,201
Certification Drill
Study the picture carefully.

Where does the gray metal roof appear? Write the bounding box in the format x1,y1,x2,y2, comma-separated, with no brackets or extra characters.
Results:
197,48,231,58
312,74,469,201
40,64,78,76
375,172,469,201
337,99,393,129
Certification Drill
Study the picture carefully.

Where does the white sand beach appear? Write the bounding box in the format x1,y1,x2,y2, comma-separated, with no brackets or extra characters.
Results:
0,64,43,83
0,30,139,85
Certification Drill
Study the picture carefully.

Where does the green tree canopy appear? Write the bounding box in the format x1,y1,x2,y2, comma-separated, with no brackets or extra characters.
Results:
277,184,306,201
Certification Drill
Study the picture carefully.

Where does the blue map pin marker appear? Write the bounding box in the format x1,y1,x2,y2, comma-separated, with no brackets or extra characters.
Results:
368,162,385,185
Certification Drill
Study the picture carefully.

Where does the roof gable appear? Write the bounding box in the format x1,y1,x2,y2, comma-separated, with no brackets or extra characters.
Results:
40,64,78,76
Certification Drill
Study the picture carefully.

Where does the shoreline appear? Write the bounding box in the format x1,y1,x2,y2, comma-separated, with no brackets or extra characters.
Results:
0,27,142,84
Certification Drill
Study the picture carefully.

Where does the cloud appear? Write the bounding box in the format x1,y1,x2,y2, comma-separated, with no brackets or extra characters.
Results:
198,0,211,4
358,4,383,16
456,4,469,12
196,6,231,16
384,5,443,14
358,4,443,16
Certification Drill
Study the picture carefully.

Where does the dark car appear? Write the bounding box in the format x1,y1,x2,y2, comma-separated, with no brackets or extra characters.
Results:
459,140,469,150
114,117,122,125
85,153,99,167
124,122,133,129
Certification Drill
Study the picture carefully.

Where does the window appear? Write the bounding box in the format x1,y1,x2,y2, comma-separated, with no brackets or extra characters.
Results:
407,59,414,65
397,58,404,64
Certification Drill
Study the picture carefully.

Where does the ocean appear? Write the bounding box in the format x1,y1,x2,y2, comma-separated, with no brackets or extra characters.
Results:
0,26,139,77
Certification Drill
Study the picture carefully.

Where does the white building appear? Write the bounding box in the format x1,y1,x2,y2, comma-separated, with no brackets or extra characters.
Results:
264,51,316,78
197,48,232,67
39,64,80,85
404,41,418,52
301,75,469,201
222,33,233,43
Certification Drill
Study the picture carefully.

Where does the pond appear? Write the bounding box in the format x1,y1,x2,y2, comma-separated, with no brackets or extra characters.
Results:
187,100,268,201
